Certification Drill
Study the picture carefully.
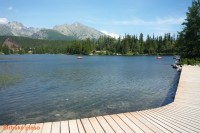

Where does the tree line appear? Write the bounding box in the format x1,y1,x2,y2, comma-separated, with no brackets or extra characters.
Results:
96,33,176,55
0,33,177,55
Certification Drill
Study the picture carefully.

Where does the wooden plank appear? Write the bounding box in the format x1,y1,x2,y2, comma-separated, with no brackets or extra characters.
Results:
156,105,200,117
153,104,178,113
171,110,200,121
117,114,144,133
51,122,60,133
32,123,43,133
81,118,95,133
20,124,30,133
140,111,184,133
149,109,200,128
155,104,182,113
103,115,125,133
124,113,154,133
7,125,23,133
9,125,24,133
26,124,36,133
69,120,78,133
158,104,200,114
176,92,200,97
182,104,200,109
158,104,200,116
144,110,194,132
175,97,200,102
77,119,85,133
141,111,180,132
136,112,172,133
41,122,52,133
155,106,200,121
89,117,105,133
146,110,200,132
156,110,200,123
175,99,200,105
1,125,16,133
0,126,4,132
110,114,134,133
154,106,190,115
96,116,114,133
61,121,69,133
176,89,200,94
177,89,200,93
130,112,163,133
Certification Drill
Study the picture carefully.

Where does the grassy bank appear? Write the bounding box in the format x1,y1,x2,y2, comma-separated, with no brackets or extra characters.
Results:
180,58,200,65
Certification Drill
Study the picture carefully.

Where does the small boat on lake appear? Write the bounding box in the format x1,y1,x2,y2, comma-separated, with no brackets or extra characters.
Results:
156,56,162,59
77,56,83,59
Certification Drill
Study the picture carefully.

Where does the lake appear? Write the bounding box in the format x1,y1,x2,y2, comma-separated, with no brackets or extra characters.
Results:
0,54,179,124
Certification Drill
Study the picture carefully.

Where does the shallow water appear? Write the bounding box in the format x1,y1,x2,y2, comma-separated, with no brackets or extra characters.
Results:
0,54,179,124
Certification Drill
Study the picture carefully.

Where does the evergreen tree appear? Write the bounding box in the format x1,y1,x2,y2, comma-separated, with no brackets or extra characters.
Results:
139,33,144,53
2,46,11,55
177,0,200,58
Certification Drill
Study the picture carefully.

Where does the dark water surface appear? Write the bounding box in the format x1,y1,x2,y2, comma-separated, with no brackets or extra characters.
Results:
0,54,179,124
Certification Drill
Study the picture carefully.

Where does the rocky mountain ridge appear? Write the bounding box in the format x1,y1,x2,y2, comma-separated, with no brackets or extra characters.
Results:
0,21,105,40
53,22,104,39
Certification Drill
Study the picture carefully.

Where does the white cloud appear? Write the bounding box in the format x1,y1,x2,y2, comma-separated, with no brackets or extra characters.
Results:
110,17,185,37
155,17,185,25
101,30,119,38
0,18,9,24
113,17,185,26
8,6,13,10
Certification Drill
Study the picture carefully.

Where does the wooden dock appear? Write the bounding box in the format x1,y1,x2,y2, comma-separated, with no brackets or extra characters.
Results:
1,66,200,133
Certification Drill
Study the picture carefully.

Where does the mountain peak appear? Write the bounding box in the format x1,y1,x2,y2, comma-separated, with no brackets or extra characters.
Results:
0,21,105,40
53,22,104,40
71,22,82,27
8,21,24,29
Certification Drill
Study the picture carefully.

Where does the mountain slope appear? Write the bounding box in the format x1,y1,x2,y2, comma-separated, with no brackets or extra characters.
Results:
0,24,13,36
4,22,40,37
32,29,78,40
53,22,104,39
0,21,105,40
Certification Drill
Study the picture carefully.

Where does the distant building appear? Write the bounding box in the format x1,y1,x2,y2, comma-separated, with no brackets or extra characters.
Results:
95,50,106,53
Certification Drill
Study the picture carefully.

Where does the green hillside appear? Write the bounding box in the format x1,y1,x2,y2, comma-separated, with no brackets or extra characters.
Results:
0,36,74,54
32,29,78,40
44,29,78,40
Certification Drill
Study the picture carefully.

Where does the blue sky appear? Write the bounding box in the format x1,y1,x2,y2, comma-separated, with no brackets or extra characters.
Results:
0,0,192,37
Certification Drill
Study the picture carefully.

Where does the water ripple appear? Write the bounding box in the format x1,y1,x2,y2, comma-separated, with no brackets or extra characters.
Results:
0,55,179,124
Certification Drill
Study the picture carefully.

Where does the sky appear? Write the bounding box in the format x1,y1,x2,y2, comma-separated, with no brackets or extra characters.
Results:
0,0,192,38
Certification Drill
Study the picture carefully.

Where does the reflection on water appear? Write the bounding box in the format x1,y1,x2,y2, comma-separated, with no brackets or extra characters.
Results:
0,54,179,124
